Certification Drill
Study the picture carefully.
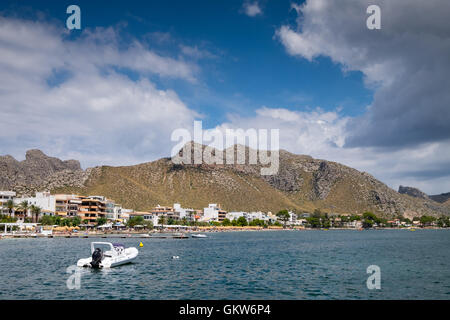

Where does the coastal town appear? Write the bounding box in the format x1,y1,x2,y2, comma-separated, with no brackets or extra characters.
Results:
1,190,449,237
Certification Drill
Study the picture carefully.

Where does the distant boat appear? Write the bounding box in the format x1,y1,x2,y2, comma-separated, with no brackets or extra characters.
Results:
191,234,207,238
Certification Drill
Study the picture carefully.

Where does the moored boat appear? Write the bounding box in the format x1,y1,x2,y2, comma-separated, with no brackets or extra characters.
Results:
191,234,207,238
76,242,138,268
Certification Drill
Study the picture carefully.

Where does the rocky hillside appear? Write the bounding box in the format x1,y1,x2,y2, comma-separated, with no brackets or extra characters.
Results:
1,145,449,217
0,149,90,196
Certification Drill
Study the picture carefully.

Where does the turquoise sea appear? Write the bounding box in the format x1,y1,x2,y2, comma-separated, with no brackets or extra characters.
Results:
0,229,449,299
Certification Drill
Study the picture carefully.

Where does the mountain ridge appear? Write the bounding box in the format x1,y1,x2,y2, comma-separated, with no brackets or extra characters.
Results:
1,145,449,217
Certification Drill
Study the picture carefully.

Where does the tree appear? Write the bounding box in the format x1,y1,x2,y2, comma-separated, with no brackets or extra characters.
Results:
420,215,436,227
127,216,144,227
222,218,232,226
158,215,166,226
30,205,41,223
4,200,15,218
0,214,16,223
143,220,153,230
313,209,322,218
17,200,30,221
40,215,54,225
276,210,290,228
306,216,321,228
362,211,378,229
96,217,107,226
436,216,450,228
236,216,248,227
72,216,82,227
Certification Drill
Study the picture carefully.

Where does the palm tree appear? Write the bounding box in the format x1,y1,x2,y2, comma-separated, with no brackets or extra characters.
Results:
30,205,41,223
17,200,30,221
4,200,15,218
158,215,166,229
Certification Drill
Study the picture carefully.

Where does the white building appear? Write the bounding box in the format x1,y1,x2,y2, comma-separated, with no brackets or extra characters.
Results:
288,211,298,225
0,191,16,215
173,203,196,221
226,211,246,221
14,192,56,216
119,208,133,223
202,204,227,222
247,211,271,222
106,204,123,221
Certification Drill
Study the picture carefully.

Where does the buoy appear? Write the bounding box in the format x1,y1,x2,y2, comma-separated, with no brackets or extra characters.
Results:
139,242,143,247
172,256,179,259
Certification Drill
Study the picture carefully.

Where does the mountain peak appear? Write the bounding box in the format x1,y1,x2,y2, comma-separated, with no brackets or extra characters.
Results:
398,185,429,200
25,149,47,160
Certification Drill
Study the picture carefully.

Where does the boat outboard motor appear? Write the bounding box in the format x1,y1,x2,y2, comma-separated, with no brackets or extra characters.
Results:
90,248,103,268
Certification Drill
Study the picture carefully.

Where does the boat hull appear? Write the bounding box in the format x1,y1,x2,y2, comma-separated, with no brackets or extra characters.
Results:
77,247,138,268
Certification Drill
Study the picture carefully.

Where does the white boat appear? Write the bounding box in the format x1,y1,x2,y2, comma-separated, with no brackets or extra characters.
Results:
191,234,207,238
77,242,138,268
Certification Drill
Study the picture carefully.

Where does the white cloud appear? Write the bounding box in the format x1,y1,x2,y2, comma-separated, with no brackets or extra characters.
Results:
0,17,198,167
242,2,263,17
276,0,450,147
213,106,450,194
272,0,450,194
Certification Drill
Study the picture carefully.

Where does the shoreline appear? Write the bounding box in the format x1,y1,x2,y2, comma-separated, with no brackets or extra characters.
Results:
0,226,447,239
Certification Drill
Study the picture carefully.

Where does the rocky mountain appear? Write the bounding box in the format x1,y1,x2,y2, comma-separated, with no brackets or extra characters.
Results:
0,149,90,195
398,186,450,208
1,144,450,217
429,192,450,204
398,186,430,200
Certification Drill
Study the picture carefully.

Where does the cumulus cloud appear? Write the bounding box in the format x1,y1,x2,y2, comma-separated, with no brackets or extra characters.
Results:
242,1,263,17
213,106,450,194
271,0,450,193
276,0,450,148
0,16,198,167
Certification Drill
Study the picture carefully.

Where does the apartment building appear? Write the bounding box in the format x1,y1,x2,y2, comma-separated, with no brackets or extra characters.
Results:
151,205,175,218
173,203,197,221
203,204,227,222
0,191,16,215
55,194,82,217
15,192,56,214
78,196,107,224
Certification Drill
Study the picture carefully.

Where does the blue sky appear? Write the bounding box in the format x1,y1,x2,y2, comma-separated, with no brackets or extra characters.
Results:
1,0,449,194
1,0,371,128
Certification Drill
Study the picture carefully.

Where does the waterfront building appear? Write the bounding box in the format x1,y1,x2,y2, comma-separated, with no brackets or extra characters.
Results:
78,196,107,224
55,194,82,217
173,203,197,221
128,211,153,225
226,211,246,221
0,191,16,215
107,203,123,221
344,220,363,228
119,208,133,223
105,199,116,220
14,192,56,218
150,205,177,225
288,211,300,226
202,204,227,222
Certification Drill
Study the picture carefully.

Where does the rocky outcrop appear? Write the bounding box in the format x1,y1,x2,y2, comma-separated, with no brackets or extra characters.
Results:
429,192,450,204
398,185,430,200
0,149,86,196
313,161,339,200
